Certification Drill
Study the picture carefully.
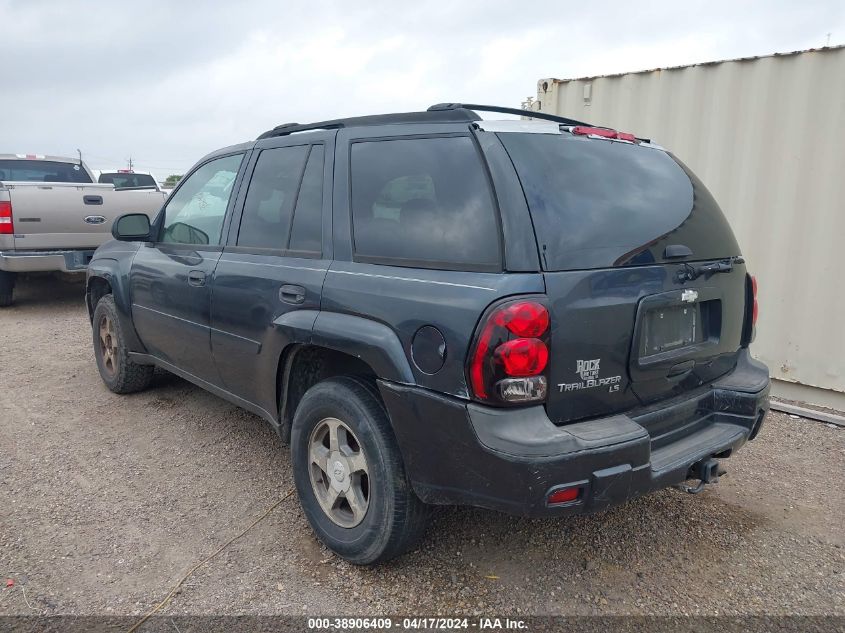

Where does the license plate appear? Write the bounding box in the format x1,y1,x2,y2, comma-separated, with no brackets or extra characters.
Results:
641,305,697,356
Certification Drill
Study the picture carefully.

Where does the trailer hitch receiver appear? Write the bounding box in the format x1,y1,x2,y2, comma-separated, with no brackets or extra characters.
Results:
674,458,725,494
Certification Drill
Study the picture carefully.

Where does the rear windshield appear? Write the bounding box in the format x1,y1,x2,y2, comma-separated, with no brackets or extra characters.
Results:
0,160,93,183
498,133,739,270
98,172,157,188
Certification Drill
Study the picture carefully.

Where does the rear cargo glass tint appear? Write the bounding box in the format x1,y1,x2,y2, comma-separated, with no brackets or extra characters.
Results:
498,134,739,271
98,173,157,188
0,160,92,183
351,137,500,271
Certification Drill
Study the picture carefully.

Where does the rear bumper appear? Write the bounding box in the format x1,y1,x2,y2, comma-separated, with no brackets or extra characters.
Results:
0,250,94,273
379,349,769,517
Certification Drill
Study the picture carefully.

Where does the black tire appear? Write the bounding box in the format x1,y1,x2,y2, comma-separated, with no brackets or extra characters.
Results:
92,295,154,394
291,376,429,565
0,271,15,307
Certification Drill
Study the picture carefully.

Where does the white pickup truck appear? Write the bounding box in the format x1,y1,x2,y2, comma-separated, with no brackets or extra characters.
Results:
0,154,166,306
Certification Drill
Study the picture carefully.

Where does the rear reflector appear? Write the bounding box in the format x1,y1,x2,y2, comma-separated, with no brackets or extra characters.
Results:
0,201,13,235
547,486,581,505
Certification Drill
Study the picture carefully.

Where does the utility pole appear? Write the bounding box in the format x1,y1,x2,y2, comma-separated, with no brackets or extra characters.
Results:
127,155,134,171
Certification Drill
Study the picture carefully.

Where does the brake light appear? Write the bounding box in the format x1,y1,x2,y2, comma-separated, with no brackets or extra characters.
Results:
468,299,550,403
572,126,639,142
0,201,13,235
495,338,548,376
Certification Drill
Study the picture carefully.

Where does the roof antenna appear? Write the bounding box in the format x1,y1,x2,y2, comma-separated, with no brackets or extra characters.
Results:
76,148,83,167
826,32,832,47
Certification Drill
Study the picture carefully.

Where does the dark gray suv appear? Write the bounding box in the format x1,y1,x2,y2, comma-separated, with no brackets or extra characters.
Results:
86,104,770,564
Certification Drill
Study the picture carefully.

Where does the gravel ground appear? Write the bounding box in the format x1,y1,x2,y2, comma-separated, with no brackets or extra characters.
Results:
1,275,843,617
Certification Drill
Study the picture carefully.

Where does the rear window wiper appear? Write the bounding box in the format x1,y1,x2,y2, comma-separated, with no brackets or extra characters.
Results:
677,257,743,283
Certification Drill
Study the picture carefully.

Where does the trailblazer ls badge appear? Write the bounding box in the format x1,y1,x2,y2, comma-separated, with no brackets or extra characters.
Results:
558,358,622,393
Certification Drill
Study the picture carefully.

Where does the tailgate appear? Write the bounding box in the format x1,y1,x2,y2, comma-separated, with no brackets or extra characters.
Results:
7,183,165,250
544,263,747,424
496,128,749,424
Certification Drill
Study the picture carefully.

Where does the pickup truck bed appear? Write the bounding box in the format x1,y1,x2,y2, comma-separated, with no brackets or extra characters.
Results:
0,154,166,306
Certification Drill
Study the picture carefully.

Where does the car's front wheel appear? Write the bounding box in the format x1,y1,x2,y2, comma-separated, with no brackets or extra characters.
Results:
92,295,154,394
291,377,429,565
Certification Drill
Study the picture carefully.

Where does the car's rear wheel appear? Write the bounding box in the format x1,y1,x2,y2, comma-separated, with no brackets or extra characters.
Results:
0,271,15,307
291,376,429,565
93,295,154,394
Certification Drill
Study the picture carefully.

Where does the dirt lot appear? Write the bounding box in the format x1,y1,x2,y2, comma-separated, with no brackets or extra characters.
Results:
1,275,843,617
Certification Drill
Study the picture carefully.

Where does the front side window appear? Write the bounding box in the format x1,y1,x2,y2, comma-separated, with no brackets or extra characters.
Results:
350,136,500,270
160,154,243,245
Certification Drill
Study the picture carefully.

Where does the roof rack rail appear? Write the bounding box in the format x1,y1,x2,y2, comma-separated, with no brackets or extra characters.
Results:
257,109,480,140
257,121,345,140
427,103,590,127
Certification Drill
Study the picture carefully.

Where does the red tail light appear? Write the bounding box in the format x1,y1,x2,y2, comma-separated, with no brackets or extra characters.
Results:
468,299,550,403
572,126,639,142
572,126,616,138
495,338,549,376
751,275,758,326
0,201,13,235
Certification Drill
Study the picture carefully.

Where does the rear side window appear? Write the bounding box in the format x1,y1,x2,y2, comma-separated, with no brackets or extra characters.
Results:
237,145,309,250
289,146,324,253
0,159,92,183
498,133,740,270
350,137,500,270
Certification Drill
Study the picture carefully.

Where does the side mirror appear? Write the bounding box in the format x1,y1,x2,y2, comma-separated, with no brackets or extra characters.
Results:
112,213,151,241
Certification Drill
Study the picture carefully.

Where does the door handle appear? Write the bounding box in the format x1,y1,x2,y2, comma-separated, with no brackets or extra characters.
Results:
279,284,306,305
83,195,104,205
187,270,206,287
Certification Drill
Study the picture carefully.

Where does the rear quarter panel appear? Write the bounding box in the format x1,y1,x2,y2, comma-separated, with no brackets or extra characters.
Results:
327,123,545,396
322,262,545,396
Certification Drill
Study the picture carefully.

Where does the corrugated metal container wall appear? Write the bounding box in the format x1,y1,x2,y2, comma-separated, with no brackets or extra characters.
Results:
534,47,845,410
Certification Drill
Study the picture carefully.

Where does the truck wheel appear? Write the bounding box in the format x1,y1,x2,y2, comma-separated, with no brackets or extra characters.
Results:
92,295,154,394
291,376,429,565
0,271,15,307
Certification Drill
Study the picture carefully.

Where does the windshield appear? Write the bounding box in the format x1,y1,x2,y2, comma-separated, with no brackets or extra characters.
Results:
0,159,93,183
98,172,157,188
498,133,739,270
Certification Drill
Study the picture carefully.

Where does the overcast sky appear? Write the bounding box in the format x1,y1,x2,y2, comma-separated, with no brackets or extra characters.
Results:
2,0,842,176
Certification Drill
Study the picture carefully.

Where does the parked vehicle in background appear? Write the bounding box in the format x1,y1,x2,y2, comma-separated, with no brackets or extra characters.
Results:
96,169,163,193
0,154,166,306
86,104,770,565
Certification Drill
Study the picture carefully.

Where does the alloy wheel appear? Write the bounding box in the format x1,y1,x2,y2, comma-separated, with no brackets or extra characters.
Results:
308,417,370,528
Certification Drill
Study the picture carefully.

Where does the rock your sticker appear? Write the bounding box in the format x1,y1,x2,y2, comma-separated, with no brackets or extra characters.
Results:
558,358,622,393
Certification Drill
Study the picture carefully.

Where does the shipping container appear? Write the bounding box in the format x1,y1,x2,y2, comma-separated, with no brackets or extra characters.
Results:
534,46,845,410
